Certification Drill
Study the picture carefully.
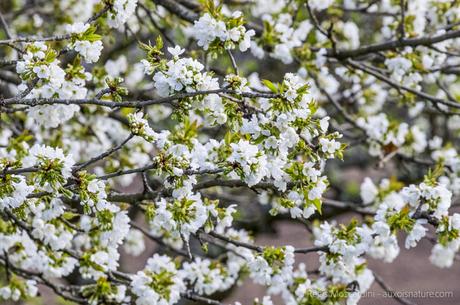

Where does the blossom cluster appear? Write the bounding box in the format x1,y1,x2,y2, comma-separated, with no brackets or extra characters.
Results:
190,10,255,52
66,22,103,63
15,42,87,128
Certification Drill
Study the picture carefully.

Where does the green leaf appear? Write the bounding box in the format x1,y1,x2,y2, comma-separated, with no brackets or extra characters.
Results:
296,84,310,94
312,198,322,215
62,211,79,220
262,79,278,93
82,25,101,42
224,131,233,145
155,35,163,49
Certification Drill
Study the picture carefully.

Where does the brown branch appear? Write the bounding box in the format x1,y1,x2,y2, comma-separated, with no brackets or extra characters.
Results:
74,133,134,172
345,59,460,110
373,272,419,305
0,6,110,45
329,29,460,60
